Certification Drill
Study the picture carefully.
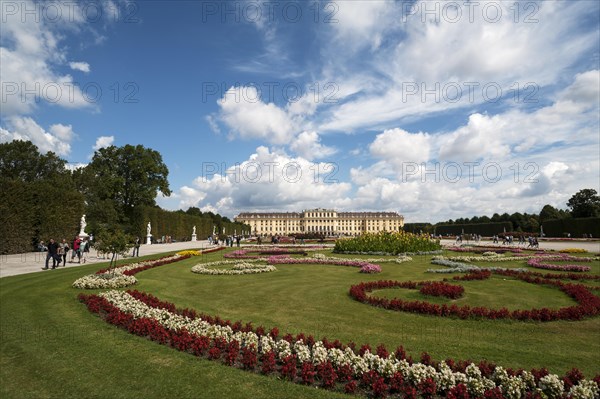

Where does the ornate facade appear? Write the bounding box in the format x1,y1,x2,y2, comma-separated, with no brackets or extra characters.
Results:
234,208,404,236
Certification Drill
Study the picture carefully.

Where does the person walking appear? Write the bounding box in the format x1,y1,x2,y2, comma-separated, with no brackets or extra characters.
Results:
43,238,59,270
132,237,140,257
71,236,81,263
79,238,88,263
58,238,69,266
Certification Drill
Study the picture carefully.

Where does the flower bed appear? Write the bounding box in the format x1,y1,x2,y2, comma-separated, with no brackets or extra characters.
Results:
527,255,593,272
225,248,308,259
350,272,600,322
419,282,464,299
312,253,413,265
334,231,441,255
191,260,276,275
428,258,529,274
268,256,382,273
560,248,588,253
73,254,190,289
359,264,382,274
78,289,600,399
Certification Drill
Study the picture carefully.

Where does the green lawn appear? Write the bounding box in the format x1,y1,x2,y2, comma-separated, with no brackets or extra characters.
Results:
1,249,599,399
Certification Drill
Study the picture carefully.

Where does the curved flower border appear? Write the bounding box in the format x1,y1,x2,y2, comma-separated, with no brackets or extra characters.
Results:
78,289,600,399
349,271,600,322
527,255,594,272
72,247,226,289
267,256,383,274
73,254,188,289
192,260,277,275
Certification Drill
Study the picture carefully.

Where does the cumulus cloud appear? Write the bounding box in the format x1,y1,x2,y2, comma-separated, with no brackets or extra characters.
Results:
93,136,115,151
370,128,431,164
0,0,94,116
0,117,75,156
290,131,336,160
217,86,296,145
69,62,91,73
176,146,351,215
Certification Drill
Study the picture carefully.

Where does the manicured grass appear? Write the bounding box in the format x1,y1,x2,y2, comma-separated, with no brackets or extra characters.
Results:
1,249,599,399
371,277,579,310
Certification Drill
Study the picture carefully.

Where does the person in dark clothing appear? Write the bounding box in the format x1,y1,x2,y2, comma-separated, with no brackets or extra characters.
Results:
132,237,140,257
43,238,59,270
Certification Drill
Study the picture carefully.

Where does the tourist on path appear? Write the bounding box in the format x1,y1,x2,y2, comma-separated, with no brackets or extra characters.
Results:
43,238,59,270
58,239,70,266
132,237,140,257
71,236,81,263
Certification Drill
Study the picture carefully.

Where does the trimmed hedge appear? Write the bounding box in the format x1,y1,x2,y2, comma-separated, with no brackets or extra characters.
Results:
435,222,513,236
0,179,84,254
542,218,600,238
143,207,249,242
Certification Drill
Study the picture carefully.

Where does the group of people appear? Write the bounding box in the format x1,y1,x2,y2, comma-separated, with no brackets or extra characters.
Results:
42,236,90,270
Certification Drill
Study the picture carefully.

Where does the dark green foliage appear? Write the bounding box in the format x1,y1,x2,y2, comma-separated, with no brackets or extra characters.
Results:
79,144,171,234
435,222,513,236
143,206,250,241
0,141,84,254
542,217,600,238
402,223,434,234
567,189,600,218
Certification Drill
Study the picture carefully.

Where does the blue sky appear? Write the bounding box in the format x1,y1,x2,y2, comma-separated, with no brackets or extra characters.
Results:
1,0,599,222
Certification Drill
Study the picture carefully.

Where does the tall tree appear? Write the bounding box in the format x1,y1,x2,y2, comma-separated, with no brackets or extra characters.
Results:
567,189,600,218
539,204,562,223
0,140,68,182
80,144,171,233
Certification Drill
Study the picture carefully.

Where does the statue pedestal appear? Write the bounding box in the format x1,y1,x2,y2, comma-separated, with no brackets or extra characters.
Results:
146,234,152,245
191,234,197,242
78,232,89,240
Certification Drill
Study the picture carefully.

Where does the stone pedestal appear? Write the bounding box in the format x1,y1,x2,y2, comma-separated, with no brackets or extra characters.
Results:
146,234,152,245
191,234,197,242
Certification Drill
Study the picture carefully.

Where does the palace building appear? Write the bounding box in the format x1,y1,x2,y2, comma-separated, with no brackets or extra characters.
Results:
234,208,404,236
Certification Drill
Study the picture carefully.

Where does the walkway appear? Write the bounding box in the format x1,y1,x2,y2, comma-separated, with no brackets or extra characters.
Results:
3,239,598,279
439,239,600,252
0,240,213,278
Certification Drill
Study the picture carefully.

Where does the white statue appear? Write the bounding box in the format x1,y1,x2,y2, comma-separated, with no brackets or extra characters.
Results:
147,221,152,236
192,225,196,235
80,214,87,233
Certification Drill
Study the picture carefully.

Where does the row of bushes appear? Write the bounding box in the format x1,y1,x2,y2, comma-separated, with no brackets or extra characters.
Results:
143,207,248,242
542,217,600,238
0,179,84,255
435,222,513,237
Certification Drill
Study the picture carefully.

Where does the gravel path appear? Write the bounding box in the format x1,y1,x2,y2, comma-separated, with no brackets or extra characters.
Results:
0,241,215,278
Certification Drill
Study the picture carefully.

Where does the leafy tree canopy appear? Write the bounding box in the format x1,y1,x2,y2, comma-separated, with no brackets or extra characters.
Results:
567,189,600,218
0,140,68,182
79,144,171,232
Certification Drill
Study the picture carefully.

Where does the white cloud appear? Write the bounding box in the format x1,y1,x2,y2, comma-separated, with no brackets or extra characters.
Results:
93,136,115,151
290,131,336,160
438,114,511,162
69,62,91,73
317,1,598,133
205,114,221,134
217,86,296,145
0,0,94,116
176,146,351,216
370,128,431,164
0,117,74,156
